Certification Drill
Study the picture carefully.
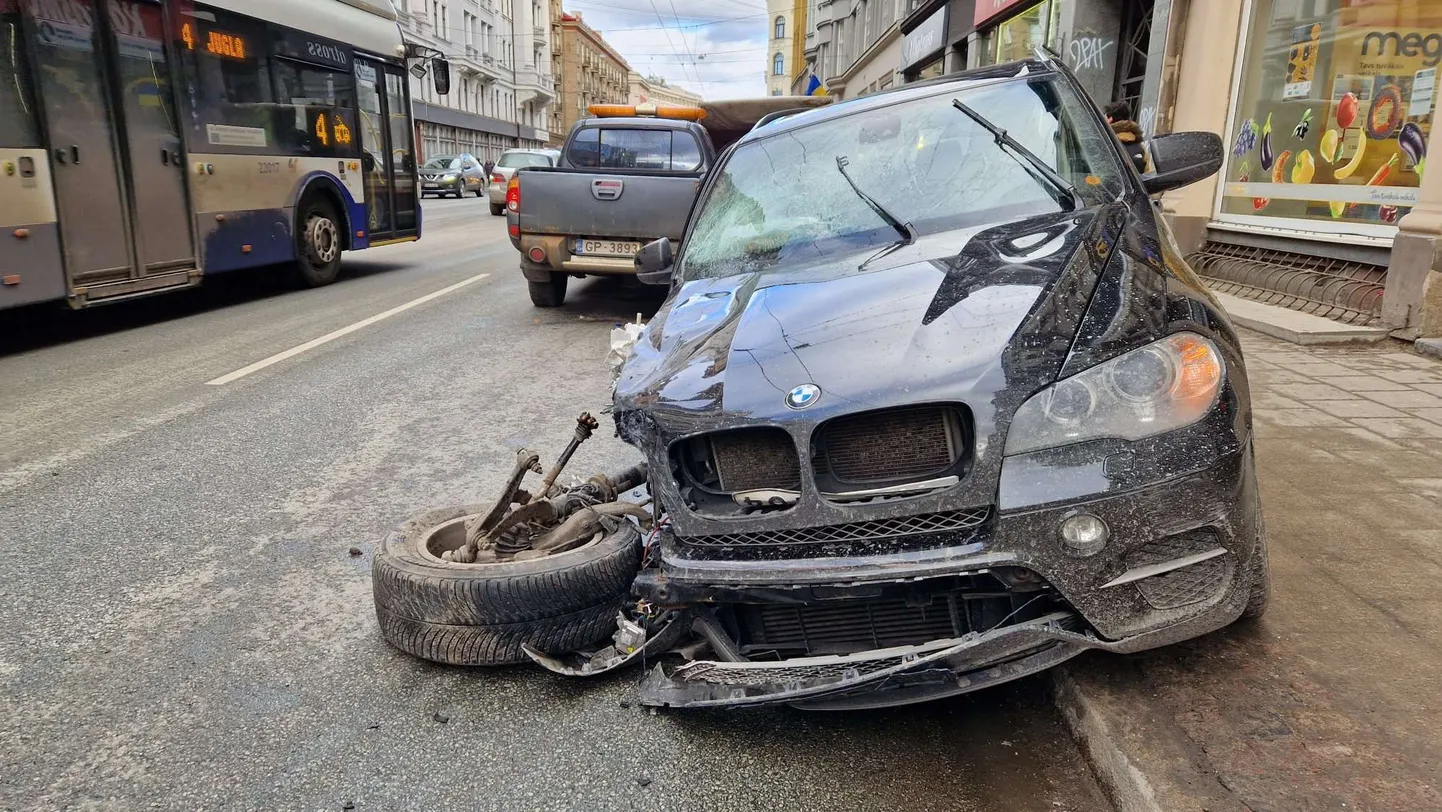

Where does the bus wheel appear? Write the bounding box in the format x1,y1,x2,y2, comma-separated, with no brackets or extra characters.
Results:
293,197,343,287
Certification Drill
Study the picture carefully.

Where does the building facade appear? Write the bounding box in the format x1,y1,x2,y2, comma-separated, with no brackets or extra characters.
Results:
627,73,703,107
552,11,632,143
801,0,908,99
768,0,801,94
394,0,556,162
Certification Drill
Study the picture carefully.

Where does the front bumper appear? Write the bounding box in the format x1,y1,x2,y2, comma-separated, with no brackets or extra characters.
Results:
636,442,1261,709
421,178,463,193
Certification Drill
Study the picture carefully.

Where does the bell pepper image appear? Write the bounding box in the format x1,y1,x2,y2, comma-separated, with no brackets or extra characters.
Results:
1334,132,1368,180
1291,150,1315,184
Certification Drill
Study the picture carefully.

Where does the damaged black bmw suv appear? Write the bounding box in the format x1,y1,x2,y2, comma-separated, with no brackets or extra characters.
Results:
373,58,1266,711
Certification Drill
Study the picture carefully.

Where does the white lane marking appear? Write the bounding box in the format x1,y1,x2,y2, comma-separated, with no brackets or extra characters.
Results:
205,273,490,386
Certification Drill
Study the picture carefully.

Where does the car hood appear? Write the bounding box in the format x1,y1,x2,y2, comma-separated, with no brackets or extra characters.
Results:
613,204,1130,531
617,206,1121,428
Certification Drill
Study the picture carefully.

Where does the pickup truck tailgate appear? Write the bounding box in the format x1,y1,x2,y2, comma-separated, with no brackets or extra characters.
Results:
517,169,702,241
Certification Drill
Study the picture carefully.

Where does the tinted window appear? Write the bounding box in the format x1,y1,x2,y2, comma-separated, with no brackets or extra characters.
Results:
568,129,702,170
0,10,41,147
497,152,552,168
422,156,461,169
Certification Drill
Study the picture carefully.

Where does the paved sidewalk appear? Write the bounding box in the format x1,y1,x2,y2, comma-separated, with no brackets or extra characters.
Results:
1061,332,1442,812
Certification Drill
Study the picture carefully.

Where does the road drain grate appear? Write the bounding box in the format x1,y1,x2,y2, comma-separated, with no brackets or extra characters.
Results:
1186,242,1386,326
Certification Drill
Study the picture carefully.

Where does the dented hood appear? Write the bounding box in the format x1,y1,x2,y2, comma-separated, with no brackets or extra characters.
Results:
615,207,1117,433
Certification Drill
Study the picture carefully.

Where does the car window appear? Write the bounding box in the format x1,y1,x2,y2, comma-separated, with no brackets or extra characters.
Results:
567,128,702,171
422,156,460,170
497,152,553,168
679,77,1124,280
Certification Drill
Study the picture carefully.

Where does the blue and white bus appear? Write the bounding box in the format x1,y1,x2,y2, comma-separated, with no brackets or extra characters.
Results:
0,0,448,310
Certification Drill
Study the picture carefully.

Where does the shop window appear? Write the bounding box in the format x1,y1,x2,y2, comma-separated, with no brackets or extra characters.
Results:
987,1,1063,66
1219,0,1442,235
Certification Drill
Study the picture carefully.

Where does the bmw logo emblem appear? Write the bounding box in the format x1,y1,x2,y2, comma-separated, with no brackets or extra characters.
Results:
786,384,821,410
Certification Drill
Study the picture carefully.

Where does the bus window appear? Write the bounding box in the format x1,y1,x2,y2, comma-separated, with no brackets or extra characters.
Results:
175,7,275,152
0,6,41,147
271,58,359,157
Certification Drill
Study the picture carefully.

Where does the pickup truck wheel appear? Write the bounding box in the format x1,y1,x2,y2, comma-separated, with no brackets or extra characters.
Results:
489,202,504,216
528,273,568,307
372,505,641,665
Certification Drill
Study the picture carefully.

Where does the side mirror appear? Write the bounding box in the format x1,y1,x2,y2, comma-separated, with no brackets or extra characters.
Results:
635,238,674,285
1141,131,1224,195
432,58,451,95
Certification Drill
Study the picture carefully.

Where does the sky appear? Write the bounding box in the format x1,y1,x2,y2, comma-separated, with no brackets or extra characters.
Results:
560,0,771,100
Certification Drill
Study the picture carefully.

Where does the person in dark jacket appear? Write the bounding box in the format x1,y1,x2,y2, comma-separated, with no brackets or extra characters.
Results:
1105,101,1148,174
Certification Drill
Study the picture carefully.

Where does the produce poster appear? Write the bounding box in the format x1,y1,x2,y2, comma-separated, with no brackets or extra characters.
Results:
1223,15,1442,227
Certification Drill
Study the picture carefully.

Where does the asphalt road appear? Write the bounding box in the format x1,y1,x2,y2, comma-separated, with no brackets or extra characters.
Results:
0,198,1111,812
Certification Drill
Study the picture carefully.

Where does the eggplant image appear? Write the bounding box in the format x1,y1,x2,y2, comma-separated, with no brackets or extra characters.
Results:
1400,122,1427,178
1260,113,1275,171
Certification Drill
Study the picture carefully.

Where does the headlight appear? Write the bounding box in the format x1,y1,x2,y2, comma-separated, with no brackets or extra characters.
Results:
1004,332,1224,455
443,173,458,180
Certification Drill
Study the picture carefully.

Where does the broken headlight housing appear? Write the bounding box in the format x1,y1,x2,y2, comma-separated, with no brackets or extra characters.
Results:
1003,332,1224,455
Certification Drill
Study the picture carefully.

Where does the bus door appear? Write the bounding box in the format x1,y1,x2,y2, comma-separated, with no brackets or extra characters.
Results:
22,0,194,295
354,56,418,243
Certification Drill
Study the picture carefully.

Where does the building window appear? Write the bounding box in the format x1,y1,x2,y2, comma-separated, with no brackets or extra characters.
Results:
775,16,785,39
1217,0,1438,237
773,52,784,76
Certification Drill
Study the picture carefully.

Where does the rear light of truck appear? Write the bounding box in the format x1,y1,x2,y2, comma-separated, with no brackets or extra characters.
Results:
506,176,520,213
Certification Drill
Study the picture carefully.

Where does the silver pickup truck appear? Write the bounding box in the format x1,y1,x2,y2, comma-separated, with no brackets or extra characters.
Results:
507,99,829,307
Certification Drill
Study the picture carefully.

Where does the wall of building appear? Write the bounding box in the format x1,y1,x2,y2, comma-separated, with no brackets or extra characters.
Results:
628,73,703,107
555,13,632,142
393,0,556,161
768,0,798,94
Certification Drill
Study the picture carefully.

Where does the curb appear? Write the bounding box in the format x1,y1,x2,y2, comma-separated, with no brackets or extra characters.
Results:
1210,292,1389,346
1418,337,1442,360
1051,668,1163,812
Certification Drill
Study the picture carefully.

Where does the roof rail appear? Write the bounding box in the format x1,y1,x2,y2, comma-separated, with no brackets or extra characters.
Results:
1031,46,1064,70
752,108,812,130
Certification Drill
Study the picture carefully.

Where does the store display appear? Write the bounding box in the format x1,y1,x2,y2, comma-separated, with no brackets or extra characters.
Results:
1367,84,1404,139
1233,118,1258,157
1337,91,1358,128
1271,149,1292,183
1319,128,1340,163
1260,113,1276,170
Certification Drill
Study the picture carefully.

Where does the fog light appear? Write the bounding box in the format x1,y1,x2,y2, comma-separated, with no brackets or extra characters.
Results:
1060,513,1109,556
529,247,546,263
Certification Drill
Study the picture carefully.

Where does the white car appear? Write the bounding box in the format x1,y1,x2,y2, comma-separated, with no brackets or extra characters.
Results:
487,149,560,215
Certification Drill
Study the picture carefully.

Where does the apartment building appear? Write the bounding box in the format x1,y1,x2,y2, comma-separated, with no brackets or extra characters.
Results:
767,0,801,95
627,72,703,107
393,0,556,162
552,11,632,143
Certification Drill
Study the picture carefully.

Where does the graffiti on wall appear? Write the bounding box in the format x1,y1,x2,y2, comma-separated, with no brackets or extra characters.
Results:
1067,36,1116,73
1139,105,1157,138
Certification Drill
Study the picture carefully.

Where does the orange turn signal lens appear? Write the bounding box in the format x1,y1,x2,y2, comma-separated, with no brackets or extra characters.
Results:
1171,333,1223,405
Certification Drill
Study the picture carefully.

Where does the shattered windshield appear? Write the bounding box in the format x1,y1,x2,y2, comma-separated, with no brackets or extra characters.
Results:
678,76,1122,280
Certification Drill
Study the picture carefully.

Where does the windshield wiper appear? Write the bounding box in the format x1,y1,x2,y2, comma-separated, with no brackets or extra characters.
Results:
835,155,917,247
950,99,1079,211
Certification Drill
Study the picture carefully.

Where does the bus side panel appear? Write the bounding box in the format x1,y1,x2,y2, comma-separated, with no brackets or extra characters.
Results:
187,155,366,274
0,148,67,308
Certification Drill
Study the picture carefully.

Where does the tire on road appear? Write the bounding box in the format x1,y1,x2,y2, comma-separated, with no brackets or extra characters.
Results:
528,273,568,307
489,202,504,216
1240,506,1269,620
372,504,641,665
292,194,343,288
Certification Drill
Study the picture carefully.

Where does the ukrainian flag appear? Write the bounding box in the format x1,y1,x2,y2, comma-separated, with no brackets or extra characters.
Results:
805,71,828,97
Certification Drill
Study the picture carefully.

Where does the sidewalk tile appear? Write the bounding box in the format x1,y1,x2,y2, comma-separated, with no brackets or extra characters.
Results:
1314,375,1414,391
1409,407,1442,426
1271,383,1362,401
1311,399,1409,419
1412,383,1442,397
1286,361,1364,376
1259,408,1350,427
1252,392,1308,410
1376,352,1442,368
1349,417,1442,438
1359,389,1442,409
1376,369,1442,384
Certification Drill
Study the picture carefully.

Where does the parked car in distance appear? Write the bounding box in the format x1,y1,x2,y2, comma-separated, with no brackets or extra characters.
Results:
420,153,486,198
507,98,830,307
488,149,560,216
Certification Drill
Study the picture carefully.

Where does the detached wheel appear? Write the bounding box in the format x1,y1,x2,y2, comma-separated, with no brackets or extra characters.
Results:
528,273,568,307
293,196,343,287
489,202,505,216
372,505,641,665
